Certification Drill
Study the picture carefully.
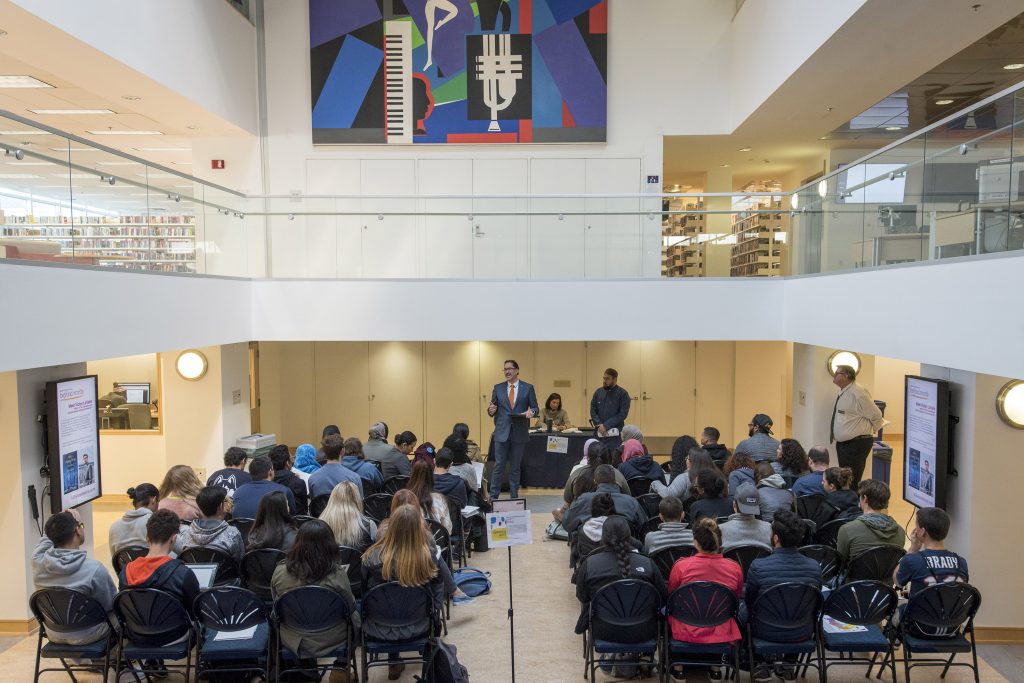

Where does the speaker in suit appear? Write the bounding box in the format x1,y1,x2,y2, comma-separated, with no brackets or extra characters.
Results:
488,360,539,499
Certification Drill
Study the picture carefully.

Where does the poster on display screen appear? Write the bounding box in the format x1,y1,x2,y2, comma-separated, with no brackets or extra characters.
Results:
46,376,102,512
903,376,950,509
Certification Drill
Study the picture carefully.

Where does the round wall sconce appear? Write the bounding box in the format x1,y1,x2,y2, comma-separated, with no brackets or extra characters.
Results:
827,350,861,377
996,380,1024,429
789,193,799,210
817,179,828,198
175,349,208,381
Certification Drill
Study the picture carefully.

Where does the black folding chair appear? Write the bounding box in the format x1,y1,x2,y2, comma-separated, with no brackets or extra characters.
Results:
447,494,469,567
274,585,356,683
663,581,741,681
30,588,117,683
796,494,826,521
627,476,653,497
363,493,394,523
638,515,662,541
584,579,662,681
338,545,365,599
240,548,286,603
427,519,453,631
227,516,254,541
844,545,906,585
369,459,384,474
814,518,849,548
723,544,771,578
800,519,818,546
747,582,824,683
111,545,148,575
113,588,196,682
649,544,698,580
798,544,843,585
309,494,330,517
179,546,240,586
819,580,898,683
193,586,270,682
888,583,982,683
360,582,437,682
382,475,410,495
635,493,662,518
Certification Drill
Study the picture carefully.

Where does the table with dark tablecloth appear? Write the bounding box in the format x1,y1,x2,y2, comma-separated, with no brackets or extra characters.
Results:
485,430,595,489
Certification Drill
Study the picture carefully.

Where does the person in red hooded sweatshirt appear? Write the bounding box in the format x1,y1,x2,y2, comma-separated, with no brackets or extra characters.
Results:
118,508,200,619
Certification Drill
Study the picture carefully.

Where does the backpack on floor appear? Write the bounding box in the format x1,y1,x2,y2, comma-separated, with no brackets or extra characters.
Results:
546,520,569,541
452,567,491,597
416,638,470,683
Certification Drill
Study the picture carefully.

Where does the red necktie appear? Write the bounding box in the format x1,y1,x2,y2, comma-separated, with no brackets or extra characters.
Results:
508,383,515,408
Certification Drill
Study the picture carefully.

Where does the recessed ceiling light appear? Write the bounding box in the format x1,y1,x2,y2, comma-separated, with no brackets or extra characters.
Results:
1003,63,1024,70
87,130,163,135
719,163,729,167
29,109,114,115
0,130,49,135
186,125,200,131
0,75,54,88
133,147,190,152
121,95,141,101
0,30,8,37
738,147,752,152
935,99,954,105
885,126,903,131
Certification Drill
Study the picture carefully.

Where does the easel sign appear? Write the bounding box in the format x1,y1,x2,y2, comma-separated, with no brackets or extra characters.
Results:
487,498,532,548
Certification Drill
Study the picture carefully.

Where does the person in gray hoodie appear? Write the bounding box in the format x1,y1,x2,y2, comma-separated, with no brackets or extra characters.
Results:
173,486,244,562
33,509,116,645
719,483,773,551
108,483,159,558
753,462,794,522
837,479,907,562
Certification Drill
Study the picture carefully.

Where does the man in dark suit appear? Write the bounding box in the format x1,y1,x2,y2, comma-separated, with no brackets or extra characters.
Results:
487,359,539,499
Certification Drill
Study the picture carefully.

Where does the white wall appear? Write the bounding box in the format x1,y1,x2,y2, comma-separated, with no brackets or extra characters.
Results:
9,0,258,133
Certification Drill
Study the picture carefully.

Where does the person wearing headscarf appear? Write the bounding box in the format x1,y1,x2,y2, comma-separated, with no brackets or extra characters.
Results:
617,438,665,483
290,443,319,493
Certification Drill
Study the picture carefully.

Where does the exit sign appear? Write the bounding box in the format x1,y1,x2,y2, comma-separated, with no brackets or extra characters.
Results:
211,159,226,169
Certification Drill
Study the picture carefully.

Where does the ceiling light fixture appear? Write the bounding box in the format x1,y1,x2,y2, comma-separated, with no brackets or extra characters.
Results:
996,380,1024,429
186,125,200,131
827,350,861,377
0,130,49,135
935,99,954,106
738,147,752,152
0,75,53,88
29,109,114,115
121,95,141,101
87,130,163,135
885,126,903,131
817,179,828,198
175,350,208,381
790,193,799,210
719,163,729,168
1003,63,1024,70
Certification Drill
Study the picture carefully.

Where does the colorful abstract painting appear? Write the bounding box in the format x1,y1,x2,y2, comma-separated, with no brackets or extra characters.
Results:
309,0,608,144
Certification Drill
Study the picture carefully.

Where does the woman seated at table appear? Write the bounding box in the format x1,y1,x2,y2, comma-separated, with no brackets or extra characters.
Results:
535,392,571,431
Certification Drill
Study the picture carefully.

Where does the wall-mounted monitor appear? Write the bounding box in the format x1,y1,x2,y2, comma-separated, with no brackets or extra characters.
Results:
46,375,102,513
903,376,951,510
118,382,150,404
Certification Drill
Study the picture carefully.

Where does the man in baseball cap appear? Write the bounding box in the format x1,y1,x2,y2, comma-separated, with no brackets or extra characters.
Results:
734,413,780,462
719,483,772,551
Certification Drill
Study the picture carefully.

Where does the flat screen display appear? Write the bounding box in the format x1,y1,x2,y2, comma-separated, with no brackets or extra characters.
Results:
46,375,102,512
903,376,950,509
118,382,150,404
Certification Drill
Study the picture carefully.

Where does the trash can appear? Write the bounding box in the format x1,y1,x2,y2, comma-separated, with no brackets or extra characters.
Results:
871,442,893,484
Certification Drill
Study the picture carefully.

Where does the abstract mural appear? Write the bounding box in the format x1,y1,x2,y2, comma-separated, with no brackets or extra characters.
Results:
309,0,608,144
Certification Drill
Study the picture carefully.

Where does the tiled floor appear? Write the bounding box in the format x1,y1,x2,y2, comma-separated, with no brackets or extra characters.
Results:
4,486,1013,682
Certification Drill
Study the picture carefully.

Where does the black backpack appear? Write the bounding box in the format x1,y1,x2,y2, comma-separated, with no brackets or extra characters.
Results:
417,638,469,683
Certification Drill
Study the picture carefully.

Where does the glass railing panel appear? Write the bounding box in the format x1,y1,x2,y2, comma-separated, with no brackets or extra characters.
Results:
0,131,75,265
470,194,529,279
529,193,585,279
584,195,644,278
203,186,256,277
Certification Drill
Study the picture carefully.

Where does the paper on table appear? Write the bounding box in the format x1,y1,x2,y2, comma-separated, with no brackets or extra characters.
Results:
214,624,258,641
472,462,484,482
822,616,868,634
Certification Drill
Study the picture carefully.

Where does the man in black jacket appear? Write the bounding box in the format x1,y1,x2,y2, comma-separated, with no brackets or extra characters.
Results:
699,426,730,465
564,465,645,533
118,509,201,619
270,445,309,515
590,368,631,451
432,447,468,510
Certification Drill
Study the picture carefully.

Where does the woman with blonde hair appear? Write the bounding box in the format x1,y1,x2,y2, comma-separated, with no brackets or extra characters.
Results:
319,481,378,551
157,464,202,522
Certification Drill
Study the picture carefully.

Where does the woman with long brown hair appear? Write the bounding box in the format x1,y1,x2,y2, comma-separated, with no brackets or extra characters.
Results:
405,459,451,532
157,464,203,522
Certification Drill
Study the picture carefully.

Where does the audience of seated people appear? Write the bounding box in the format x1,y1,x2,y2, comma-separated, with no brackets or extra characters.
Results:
406,459,453,533
772,438,808,482
836,479,906,562
432,447,469,510
617,438,665,483
270,444,310,515
450,422,483,463
642,496,693,555
652,447,716,501
315,424,341,465
292,442,320,485
719,483,773,551
564,464,646,533
319,480,378,552
108,483,159,556
663,435,698,489
441,435,482,494
119,509,201,619
790,446,829,497
173,485,244,562
699,426,730,465
574,492,620,562
723,451,756,495
342,436,385,491
734,414,780,462
554,440,629,523
819,466,861,525
246,491,298,553
33,508,117,645
895,506,969,598
754,461,795,522
206,447,251,497
573,515,665,634
308,434,364,500
157,464,203,523
233,455,298,519
687,468,734,523
363,422,412,478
